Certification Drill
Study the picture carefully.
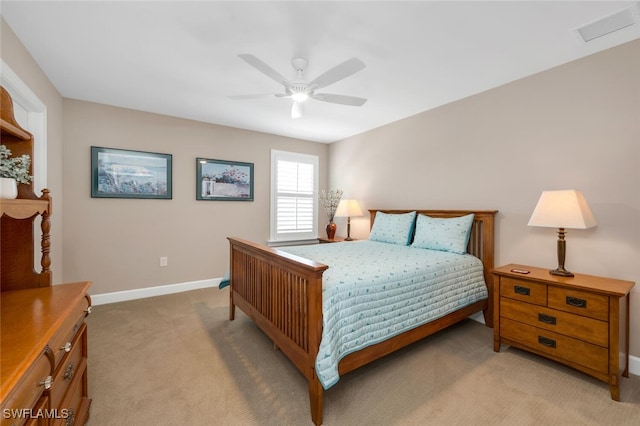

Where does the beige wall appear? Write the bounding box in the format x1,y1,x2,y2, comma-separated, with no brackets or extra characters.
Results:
1,18,65,283
329,39,640,357
62,100,328,295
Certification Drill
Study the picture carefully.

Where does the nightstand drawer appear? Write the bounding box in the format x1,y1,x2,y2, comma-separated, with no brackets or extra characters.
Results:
501,318,608,373
500,277,547,306
548,287,608,321
500,297,608,347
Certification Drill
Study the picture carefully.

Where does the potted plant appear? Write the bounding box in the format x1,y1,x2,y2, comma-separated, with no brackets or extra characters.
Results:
0,144,33,199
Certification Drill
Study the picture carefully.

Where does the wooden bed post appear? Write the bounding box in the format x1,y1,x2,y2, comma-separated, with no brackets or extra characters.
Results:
229,286,235,321
309,373,323,425
479,211,496,325
228,243,236,321
307,263,324,425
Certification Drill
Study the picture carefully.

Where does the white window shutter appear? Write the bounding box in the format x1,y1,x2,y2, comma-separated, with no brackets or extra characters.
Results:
270,151,318,242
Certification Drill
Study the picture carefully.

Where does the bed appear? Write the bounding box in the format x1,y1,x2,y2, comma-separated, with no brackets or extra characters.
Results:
227,209,497,425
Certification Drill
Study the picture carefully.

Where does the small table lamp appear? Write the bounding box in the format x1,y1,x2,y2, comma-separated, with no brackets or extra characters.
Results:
335,199,363,241
527,190,597,277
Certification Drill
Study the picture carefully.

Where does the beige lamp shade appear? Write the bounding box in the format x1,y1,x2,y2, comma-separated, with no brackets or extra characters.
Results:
335,199,363,218
528,190,597,229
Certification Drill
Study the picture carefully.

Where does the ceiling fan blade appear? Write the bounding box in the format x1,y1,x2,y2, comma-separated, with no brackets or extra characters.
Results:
238,54,290,88
309,58,365,90
228,93,277,100
310,93,367,106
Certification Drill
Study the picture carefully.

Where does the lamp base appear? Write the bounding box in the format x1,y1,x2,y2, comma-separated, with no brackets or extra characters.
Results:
344,219,353,241
550,267,574,277
550,228,574,277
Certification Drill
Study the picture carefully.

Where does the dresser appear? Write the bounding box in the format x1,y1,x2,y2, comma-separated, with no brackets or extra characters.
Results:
1,282,92,426
492,264,635,400
1,86,92,424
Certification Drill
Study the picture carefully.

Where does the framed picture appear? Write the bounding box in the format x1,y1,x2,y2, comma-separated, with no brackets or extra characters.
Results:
196,158,254,201
91,146,172,199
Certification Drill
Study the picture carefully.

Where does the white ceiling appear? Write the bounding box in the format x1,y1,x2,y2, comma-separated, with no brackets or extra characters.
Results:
2,1,639,143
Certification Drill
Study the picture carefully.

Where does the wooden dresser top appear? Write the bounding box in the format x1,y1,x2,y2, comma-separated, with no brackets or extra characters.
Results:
493,264,634,297
0,281,91,401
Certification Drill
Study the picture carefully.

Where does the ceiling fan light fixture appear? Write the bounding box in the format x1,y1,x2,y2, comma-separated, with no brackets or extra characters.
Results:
236,54,367,118
291,92,309,102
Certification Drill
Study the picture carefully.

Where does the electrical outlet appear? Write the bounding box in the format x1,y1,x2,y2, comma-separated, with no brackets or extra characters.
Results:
160,256,168,267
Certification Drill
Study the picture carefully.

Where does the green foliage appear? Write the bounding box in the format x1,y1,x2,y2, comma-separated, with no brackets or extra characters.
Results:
0,144,33,184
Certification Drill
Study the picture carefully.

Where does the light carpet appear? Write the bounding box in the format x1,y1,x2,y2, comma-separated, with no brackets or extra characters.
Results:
86,287,640,425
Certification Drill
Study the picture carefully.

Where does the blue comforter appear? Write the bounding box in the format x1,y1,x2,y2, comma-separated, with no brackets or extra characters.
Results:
279,240,487,389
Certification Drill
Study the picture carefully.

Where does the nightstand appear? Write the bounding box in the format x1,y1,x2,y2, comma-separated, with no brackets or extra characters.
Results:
492,264,634,401
318,236,352,243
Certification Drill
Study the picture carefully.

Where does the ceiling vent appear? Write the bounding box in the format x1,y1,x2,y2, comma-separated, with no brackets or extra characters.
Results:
576,5,638,42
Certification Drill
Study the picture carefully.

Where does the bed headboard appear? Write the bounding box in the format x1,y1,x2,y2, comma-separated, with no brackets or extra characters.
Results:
369,209,498,285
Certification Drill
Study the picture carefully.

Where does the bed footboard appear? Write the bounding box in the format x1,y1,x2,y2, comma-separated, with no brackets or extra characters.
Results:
227,237,328,424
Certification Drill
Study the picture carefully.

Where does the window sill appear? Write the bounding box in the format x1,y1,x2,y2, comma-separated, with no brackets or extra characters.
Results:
267,238,319,247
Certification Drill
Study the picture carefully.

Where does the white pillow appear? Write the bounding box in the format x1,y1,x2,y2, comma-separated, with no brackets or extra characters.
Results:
412,213,475,254
368,211,417,245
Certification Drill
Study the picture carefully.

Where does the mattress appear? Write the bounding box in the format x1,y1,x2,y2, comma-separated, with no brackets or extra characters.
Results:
280,240,488,389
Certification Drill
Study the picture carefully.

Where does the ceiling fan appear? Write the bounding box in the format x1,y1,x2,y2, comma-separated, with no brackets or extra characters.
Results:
232,54,367,118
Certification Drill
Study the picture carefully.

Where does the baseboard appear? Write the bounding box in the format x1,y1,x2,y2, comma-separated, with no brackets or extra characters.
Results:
469,311,486,325
629,355,640,376
90,278,220,306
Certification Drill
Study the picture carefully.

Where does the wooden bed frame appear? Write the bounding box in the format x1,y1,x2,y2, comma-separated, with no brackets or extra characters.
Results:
227,209,497,425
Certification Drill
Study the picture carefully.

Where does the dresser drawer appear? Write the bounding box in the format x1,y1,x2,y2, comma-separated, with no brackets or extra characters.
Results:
500,297,609,347
48,324,86,410
500,277,547,306
52,365,88,426
23,396,48,426
0,354,51,426
48,296,89,369
548,287,608,321
501,318,608,373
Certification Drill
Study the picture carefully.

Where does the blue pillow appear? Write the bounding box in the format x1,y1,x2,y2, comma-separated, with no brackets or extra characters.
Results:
412,213,475,254
369,211,417,245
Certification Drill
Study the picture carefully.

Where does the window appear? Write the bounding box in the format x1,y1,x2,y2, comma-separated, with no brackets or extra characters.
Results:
270,150,318,242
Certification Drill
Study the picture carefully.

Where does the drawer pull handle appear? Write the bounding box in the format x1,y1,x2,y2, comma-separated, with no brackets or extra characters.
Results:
61,342,72,353
566,296,587,308
40,375,53,390
538,336,556,348
65,408,75,426
85,306,92,315
538,313,556,325
64,362,75,381
514,285,530,296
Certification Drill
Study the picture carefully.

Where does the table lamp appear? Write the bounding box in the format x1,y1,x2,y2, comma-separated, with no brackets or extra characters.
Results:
527,190,597,277
335,199,363,241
